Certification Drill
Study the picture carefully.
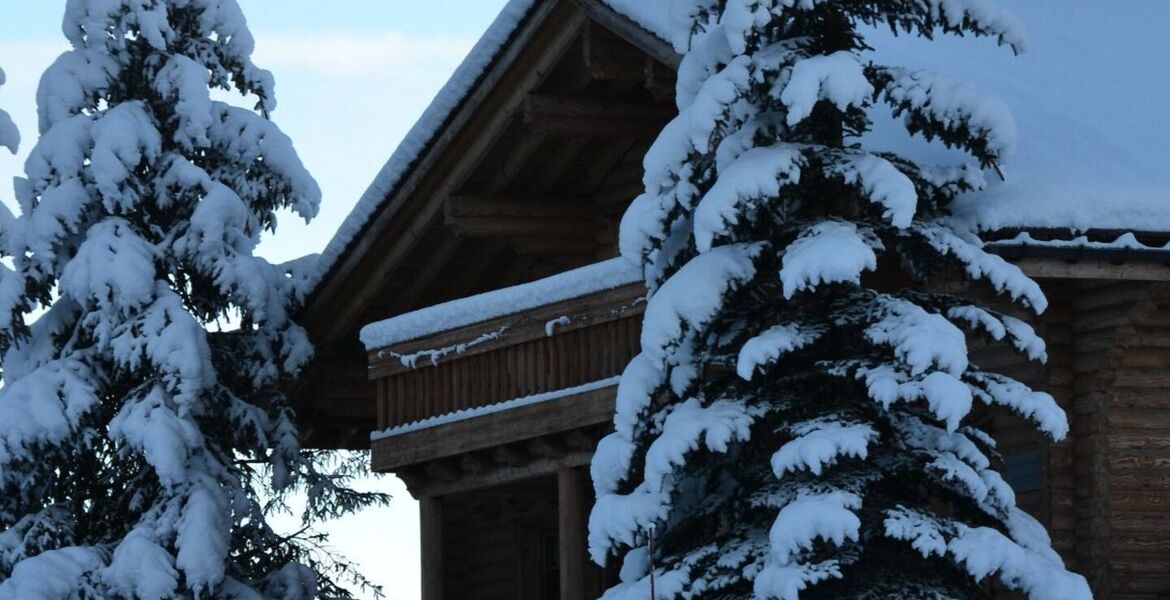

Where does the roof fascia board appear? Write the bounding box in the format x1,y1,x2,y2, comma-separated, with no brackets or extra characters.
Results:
570,0,681,70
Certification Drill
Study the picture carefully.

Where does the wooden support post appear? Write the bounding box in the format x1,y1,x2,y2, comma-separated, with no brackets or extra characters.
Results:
558,465,588,600
420,495,445,600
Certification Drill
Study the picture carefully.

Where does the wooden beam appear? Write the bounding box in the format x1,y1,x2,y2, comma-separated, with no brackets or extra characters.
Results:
446,196,598,219
420,496,445,600
369,282,645,377
443,196,599,240
558,465,589,600
1010,258,1170,282
371,385,617,471
391,232,464,314
522,93,674,138
572,0,682,70
509,237,600,257
534,137,591,190
529,436,567,458
483,133,547,193
446,215,598,239
413,451,593,498
579,19,651,85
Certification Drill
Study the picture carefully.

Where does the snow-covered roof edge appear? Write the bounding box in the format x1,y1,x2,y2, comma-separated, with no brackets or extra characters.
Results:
305,0,539,295
370,376,621,441
359,256,642,350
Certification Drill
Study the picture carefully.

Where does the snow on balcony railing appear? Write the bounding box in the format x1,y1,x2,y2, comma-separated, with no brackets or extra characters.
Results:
370,376,620,441
360,256,642,350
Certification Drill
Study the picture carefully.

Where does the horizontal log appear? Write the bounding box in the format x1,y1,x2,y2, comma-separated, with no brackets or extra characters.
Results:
1122,346,1170,368
1109,449,1170,471
1110,472,1170,492
1010,257,1170,282
508,236,601,256
414,451,593,498
1110,490,1170,512
369,282,645,377
1111,531,1170,554
1109,511,1170,533
1113,576,1170,595
371,384,616,472
1073,281,1152,311
445,195,597,220
445,215,598,239
1109,407,1170,430
522,93,674,138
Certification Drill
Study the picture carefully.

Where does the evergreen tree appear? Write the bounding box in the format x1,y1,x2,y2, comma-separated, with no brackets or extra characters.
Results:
0,67,18,156
589,2,1092,599
0,2,386,598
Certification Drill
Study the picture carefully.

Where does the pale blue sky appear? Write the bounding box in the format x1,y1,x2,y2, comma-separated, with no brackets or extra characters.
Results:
0,2,510,599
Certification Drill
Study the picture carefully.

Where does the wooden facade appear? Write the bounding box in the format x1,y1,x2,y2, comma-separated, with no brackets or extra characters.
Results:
294,1,1170,598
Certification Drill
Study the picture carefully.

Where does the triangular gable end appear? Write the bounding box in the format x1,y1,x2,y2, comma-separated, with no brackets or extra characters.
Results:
293,0,681,448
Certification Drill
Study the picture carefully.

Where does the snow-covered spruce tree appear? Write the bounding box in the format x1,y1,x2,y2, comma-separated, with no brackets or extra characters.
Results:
589,2,1092,599
0,67,18,156
0,2,387,598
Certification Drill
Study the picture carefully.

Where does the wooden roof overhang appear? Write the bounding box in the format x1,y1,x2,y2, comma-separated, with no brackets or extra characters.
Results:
289,0,680,448
986,229,1170,282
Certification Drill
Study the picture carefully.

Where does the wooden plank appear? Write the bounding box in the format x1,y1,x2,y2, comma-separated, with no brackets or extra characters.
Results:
445,195,597,219
571,0,681,70
445,215,598,238
522,93,674,138
414,451,593,498
558,465,589,600
420,495,445,600
1010,257,1170,282
371,385,616,471
368,283,645,378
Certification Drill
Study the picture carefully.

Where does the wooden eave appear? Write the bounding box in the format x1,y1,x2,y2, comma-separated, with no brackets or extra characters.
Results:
986,229,1170,281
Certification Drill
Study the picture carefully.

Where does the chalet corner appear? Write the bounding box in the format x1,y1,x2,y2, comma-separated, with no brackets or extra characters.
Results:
292,1,1170,598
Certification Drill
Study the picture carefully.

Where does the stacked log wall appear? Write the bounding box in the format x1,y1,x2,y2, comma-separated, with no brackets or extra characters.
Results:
1086,282,1170,598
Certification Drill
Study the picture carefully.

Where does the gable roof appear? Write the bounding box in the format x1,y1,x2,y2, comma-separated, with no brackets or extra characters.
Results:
307,0,1170,306
865,0,1170,233
304,0,540,296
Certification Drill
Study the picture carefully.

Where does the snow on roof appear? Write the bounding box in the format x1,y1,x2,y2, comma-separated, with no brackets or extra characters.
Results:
305,0,537,294
860,0,1170,232
359,256,642,350
369,376,620,441
313,0,1170,299
605,0,1170,233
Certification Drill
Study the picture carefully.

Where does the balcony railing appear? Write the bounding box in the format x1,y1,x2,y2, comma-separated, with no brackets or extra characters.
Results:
362,259,646,473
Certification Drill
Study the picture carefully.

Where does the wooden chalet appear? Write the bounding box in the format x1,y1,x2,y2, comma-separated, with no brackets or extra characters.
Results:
293,1,1170,598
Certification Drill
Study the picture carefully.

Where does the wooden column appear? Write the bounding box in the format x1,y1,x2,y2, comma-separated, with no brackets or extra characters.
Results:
420,495,445,600
558,465,588,600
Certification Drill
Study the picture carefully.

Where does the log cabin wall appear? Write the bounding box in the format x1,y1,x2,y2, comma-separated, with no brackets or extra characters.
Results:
1070,281,1170,598
963,278,1170,599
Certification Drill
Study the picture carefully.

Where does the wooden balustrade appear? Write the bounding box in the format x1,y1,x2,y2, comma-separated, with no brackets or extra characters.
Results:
368,282,645,432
